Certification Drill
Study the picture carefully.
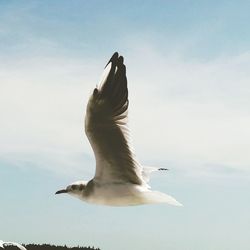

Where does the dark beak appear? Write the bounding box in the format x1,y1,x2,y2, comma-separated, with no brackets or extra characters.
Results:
55,189,68,194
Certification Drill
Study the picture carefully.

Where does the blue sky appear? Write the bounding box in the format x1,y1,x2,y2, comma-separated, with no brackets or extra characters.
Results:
1,1,250,250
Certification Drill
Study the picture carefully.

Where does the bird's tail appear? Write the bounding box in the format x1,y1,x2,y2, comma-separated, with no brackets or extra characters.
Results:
143,190,183,206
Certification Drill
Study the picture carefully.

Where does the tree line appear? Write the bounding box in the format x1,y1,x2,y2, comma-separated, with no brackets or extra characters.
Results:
4,244,100,250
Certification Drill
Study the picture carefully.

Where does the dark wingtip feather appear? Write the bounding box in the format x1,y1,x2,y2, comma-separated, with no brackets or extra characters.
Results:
118,56,124,65
105,52,119,68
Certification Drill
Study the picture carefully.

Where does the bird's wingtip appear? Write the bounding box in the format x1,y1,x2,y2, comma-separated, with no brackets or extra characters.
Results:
175,202,183,207
104,51,120,68
104,52,119,68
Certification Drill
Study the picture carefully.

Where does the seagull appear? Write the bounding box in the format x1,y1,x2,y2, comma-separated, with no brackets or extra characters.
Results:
0,240,27,250
55,52,182,206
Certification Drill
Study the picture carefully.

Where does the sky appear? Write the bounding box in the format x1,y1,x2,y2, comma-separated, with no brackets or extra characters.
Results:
0,1,250,250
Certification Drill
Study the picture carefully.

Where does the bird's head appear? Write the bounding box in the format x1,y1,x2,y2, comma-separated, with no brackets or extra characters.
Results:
55,181,88,197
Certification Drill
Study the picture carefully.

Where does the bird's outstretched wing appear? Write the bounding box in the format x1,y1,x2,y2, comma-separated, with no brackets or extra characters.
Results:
0,241,27,250
85,52,144,185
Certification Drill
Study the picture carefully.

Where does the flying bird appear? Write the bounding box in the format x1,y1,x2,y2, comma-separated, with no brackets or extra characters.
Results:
56,52,182,206
0,240,27,250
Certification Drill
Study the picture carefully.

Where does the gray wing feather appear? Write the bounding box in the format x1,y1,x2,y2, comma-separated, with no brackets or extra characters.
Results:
85,52,143,185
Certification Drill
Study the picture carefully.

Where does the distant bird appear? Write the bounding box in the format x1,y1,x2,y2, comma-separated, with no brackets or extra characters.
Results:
0,240,26,250
55,52,182,206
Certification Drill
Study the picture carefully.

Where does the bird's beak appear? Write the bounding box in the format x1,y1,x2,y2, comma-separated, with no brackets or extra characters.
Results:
55,189,68,194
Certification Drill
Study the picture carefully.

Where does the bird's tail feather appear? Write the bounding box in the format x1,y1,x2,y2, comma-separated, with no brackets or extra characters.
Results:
143,191,183,206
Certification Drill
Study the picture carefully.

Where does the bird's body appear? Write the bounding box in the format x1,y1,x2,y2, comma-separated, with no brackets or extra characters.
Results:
68,179,180,206
86,182,145,206
56,52,182,207
75,181,147,206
